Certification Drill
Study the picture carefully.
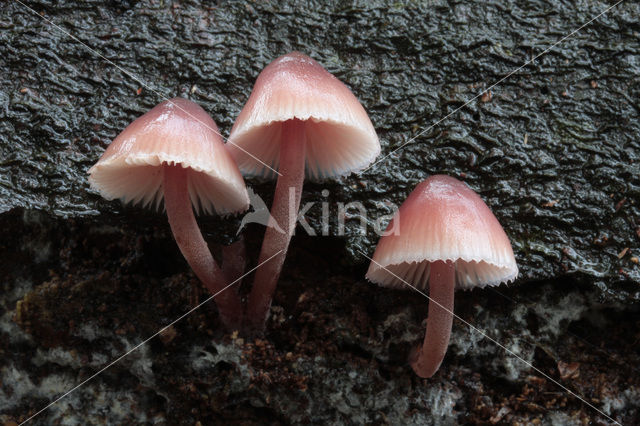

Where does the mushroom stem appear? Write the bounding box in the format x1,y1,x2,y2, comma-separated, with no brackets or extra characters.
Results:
410,260,455,378
163,164,243,330
246,119,306,333
222,238,246,285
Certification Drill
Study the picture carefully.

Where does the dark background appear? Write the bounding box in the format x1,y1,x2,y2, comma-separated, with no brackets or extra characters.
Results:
1,1,639,424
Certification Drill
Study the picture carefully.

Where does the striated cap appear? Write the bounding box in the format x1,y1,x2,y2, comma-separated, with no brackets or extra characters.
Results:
88,98,249,215
366,175,518,291
227,52,380,179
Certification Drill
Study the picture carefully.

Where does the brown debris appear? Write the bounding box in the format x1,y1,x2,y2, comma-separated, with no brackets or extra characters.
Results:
241,338,309,392
617,248,629,259
489,407,510,424
542,200,558,208
159,325,178,345
526,376,547,387
557,361,580,380
593,235,609,247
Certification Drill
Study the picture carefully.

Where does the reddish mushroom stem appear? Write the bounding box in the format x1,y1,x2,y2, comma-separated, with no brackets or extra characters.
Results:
222,238,246,285
163,164,243,330
246,119,306,333
410,260,455,378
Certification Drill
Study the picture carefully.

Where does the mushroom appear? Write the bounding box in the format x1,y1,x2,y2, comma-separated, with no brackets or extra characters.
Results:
88,98,250,330
366,175,518,377
227,52,380,332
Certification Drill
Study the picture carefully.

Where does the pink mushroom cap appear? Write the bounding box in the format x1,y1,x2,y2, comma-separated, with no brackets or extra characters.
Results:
227,52,380,179
366,175,518,291
88,98,249,215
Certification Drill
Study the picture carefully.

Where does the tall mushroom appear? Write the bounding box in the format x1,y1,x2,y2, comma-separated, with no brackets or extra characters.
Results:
366,175,518,378
227,52,380,332
88,98,250,330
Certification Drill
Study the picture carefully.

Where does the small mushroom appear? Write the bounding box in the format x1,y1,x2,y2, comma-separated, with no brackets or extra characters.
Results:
366,175,518,377
88,98,249,330
228,52,380,332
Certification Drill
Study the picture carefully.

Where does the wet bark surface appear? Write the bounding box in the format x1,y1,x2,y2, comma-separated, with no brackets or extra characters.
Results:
1,0,639,424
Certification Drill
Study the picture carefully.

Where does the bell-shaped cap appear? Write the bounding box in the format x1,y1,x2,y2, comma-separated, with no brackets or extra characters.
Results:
366,175,518,290
227,52,380,179
88,98,249,215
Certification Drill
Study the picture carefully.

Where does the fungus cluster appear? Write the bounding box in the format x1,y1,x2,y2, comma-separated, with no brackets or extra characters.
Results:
88,53,517,378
